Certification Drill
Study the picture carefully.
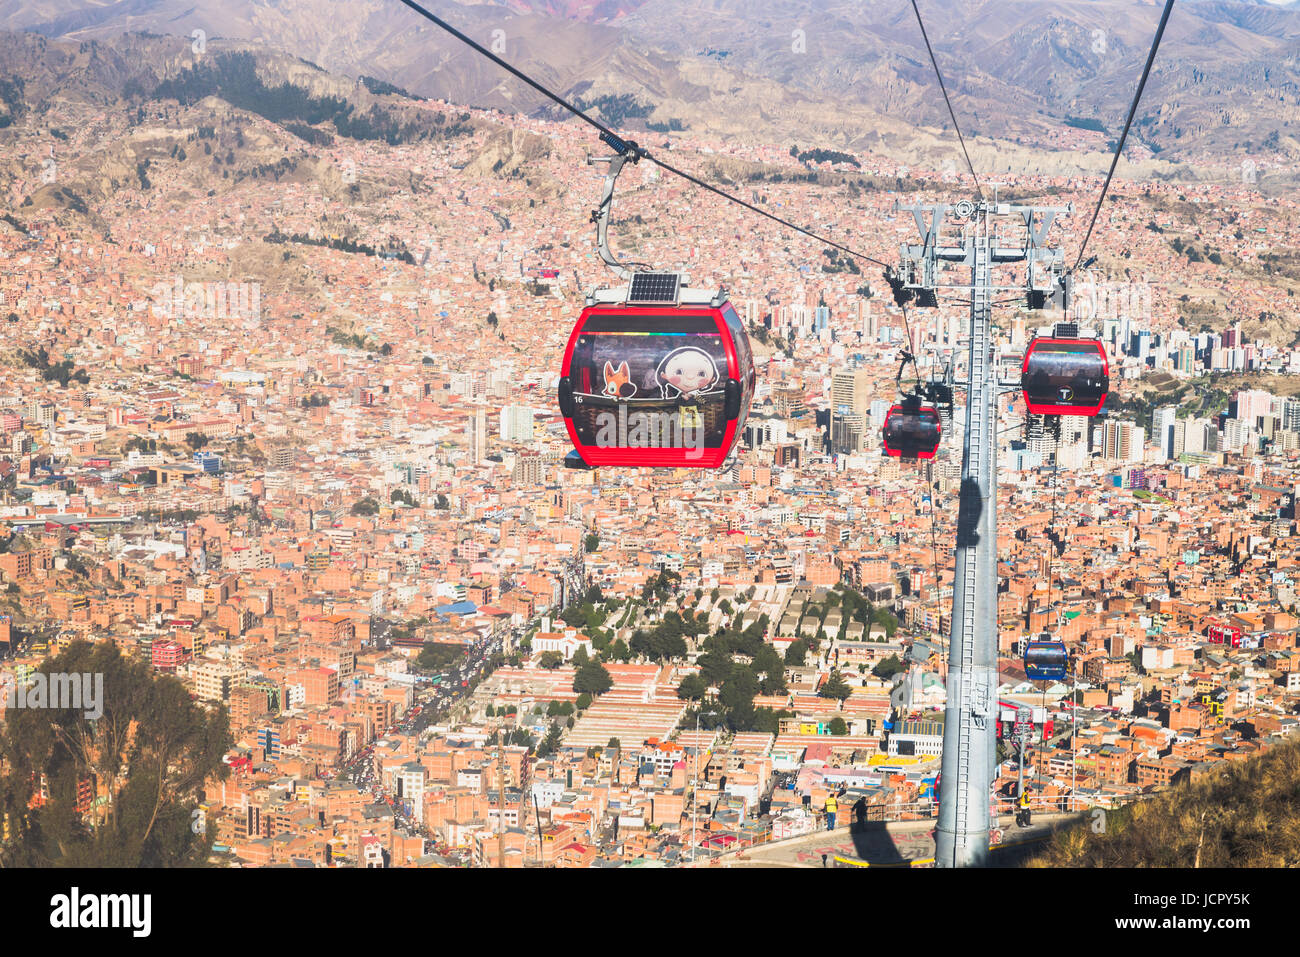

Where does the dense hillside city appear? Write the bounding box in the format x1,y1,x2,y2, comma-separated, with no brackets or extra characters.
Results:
0,3,1299,884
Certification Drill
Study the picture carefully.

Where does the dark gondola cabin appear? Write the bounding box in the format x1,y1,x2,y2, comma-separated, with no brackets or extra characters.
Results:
559,298,755,469
1023,640,1069,682
1020,337,1109,417
882,404,942,460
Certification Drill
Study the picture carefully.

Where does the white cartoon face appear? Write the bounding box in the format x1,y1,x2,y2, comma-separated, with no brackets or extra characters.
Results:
658,347,719,398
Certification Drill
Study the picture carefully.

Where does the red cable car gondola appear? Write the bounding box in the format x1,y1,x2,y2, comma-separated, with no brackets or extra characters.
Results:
882,402,942,459
559,296,755,468
557,139,755,469
1020,336,1109,417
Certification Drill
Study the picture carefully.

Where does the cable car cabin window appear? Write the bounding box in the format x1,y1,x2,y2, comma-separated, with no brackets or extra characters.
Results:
721,304,756,436
882,406,942,459
567,313,733,457
1021,338,1109,416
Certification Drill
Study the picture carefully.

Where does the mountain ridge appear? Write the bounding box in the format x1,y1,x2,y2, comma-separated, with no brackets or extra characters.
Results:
1,0,1298,164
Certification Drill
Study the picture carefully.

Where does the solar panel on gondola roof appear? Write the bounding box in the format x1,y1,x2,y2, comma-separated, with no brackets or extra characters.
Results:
627,272,681,305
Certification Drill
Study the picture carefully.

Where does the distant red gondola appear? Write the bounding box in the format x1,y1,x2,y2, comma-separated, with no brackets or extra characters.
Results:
882,404,942,459
1021,336,1109,417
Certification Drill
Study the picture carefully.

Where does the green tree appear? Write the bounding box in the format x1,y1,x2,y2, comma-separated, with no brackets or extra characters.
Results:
537,722,563,758
571,646,590,668
575,692,592,711
696,649,731,687
819,670,852,701
872,654,906,680
719,665,759,713
573,660,613,696
748,707,795,735
828,716,848,736
350,496,380,516
784,639,808,666
0,641,233,867
676,673,707,701
538,651,564,670
415,642,465,672
389,488,418,507
584,532,600,553
871,607,899,638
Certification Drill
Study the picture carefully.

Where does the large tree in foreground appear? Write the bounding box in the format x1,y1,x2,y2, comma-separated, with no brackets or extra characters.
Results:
0,640,233,867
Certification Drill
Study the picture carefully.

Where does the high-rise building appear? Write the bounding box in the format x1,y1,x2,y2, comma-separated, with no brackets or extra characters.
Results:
1235,389,1274,424
1103,420,1144,464
831,367,871,454
512,451,544,485
745,417,788,450
773,384,806,419
1283,398,1300,433
1182,418,1208,456
852,299,876,341
1222,418,1255,454
1153,406,1178,462
192,660,242,703
499,405,535,443
869,398,890,428
27,400,55,427
449,372,471,396
466,405,487,464
487,369,512,399
831,415,864,454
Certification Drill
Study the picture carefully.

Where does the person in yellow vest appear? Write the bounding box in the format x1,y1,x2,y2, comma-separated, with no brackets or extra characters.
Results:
824,792,839,830
1017,788,1032,828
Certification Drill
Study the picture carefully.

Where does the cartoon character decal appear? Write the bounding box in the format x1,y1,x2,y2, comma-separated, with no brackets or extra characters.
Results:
656,346,720,400
602,360,637,399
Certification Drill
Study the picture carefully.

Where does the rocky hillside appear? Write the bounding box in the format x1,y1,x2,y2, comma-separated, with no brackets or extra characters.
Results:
1028,735,1300,867
2,0,1300,169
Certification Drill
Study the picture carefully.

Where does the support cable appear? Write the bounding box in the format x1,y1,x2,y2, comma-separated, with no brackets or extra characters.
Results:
394,0,890,269
1044,426,1061,615
896,299,925,393
1071,0,1177,272
927,474,945,646
909,0,984,201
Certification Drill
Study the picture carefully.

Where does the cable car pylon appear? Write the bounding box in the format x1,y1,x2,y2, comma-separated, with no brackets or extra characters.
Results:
895,192,1072,866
